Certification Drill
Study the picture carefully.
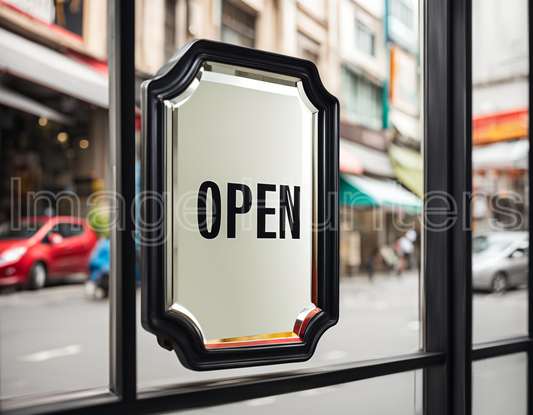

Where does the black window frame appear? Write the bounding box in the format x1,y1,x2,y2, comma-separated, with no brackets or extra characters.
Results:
3,0,532,414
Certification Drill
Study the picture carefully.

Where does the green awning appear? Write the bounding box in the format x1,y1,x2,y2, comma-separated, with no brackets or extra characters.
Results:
388,144,423,198
340,173,422,213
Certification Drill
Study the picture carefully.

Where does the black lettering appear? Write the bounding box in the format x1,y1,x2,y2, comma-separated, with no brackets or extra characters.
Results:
279,185,300,239
227,183,252,238
257,183,277,239
197,181,221,239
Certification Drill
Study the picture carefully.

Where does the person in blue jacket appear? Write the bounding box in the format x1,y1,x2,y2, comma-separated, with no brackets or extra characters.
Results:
87,238,110,299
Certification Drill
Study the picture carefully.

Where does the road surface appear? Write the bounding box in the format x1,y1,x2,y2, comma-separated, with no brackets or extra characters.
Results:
0,272,527,414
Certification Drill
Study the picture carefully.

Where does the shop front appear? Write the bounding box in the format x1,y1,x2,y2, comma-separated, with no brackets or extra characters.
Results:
472,109,529,232
339,172,422,276
0,29,109,223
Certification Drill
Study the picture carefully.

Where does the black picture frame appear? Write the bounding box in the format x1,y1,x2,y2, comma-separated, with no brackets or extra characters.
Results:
141,39,339,371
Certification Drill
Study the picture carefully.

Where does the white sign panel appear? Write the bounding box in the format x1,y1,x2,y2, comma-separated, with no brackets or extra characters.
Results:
166,63,318,347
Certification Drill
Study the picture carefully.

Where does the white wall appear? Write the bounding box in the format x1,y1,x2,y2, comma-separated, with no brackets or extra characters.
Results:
354,0,384,18
339,0,387,81
472,0,528,85
473,78,529,116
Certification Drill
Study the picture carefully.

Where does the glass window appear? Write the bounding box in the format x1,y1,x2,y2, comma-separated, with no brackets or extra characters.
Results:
53,0,84,37
70,224,85,237
472,0,529,344
341,66,384,131
58,223,74,238
0,86,109,399
390,0,413,30
221,0,255,48
356,19,375,56
164,0,177,62
0,221,46,239
298,32,320,65
138,0,421,390
473,354,527,415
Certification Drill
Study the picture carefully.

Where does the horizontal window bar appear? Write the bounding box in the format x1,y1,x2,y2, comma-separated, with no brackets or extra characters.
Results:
472,337,532,361
3,352,443,415
136,352,445,406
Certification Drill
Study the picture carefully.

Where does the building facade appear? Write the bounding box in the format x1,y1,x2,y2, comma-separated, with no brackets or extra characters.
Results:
0,0,422,275
0,0,109,222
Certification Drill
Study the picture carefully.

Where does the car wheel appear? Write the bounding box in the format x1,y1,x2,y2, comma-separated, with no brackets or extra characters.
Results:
491,272,507,294
28,262,47,290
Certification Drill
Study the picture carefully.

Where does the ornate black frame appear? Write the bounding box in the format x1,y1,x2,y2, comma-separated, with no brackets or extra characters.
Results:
140,39,340,370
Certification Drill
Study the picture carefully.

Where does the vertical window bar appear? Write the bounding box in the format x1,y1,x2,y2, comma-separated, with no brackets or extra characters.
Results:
424,0,472,413
450,0,473,414
423,0,450,411
108,0,137,403
527,0,533,415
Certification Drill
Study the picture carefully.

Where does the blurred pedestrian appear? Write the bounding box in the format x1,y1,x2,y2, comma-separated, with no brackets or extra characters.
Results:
396,232,415,276
366,248,380,281
405,230,417,270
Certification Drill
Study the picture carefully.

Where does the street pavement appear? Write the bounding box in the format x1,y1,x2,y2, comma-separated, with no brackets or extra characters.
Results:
0,271,528,414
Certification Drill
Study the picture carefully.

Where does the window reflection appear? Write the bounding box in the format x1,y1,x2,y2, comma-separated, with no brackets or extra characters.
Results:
139,0,423,389
472,0,528,343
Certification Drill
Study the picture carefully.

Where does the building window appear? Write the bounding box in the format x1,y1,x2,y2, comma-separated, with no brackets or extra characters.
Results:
297,32,320,65
341,65,383,130
54,0,84,37
164,0,177,62
356,19,375,56
389,0,413,30
221,0,255,48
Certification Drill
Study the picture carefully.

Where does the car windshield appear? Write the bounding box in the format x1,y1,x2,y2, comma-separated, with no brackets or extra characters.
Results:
0,222,47,239
473,234,522,255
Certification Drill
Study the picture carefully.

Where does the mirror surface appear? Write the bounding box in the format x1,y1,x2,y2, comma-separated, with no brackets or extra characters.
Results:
165,62,319,347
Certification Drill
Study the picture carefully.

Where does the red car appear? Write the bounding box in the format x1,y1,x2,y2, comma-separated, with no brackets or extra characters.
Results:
0,216,98,290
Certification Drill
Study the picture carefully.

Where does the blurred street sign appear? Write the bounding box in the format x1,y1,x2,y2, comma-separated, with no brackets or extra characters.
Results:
473,109,528,146
141,39,339,370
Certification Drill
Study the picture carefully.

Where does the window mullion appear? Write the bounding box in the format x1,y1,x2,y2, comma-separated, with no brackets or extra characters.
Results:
449,0,473,414
423,0,472,414
108,0,137,403
527,1,533,415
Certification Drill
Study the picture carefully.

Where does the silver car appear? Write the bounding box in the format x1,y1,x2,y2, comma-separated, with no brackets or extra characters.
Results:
472,232,529,293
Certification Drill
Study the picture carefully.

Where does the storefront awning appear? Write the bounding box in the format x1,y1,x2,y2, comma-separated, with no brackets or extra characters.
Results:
0,84,76,125
473,139,529,171
340,142,364,175
0,28,108,108
388,144,423,198
340,173,422,213
389,108,421,141
473,109,528,146
340,138,394,178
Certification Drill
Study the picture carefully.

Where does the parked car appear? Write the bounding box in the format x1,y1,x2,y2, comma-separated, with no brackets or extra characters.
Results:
472,232,529,293
0,217,98,290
